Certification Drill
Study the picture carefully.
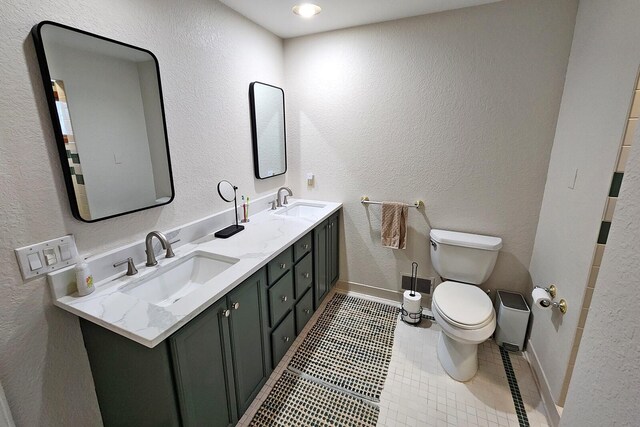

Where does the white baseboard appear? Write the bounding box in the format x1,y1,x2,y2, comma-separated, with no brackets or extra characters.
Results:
335,280,434,316
525,339,562,427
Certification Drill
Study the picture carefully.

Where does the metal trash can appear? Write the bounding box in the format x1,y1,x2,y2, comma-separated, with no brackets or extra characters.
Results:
494,290,530,352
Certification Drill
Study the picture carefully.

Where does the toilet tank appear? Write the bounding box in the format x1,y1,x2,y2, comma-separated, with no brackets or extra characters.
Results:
430,229,502,284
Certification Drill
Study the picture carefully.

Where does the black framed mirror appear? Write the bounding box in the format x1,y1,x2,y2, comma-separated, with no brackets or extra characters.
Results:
31,21,174,222
249,82,287,179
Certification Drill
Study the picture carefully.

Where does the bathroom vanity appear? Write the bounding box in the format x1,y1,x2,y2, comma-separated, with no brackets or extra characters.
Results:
48,199,340,426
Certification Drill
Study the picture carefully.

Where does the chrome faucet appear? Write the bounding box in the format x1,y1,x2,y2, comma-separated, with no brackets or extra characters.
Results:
145,231,175,266
276,187,293,208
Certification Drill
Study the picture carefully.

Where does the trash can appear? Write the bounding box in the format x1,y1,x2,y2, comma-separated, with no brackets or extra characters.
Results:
494,290,530,352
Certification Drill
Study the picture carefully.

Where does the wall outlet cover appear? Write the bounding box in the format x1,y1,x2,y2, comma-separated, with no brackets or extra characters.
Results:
401,275,432,294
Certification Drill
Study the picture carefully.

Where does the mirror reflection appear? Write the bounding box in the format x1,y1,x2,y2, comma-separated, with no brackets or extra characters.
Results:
33,22,174,222
249,82,287,179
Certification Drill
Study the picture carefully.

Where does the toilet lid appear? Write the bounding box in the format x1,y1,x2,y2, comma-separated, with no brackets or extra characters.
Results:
433,281,494,327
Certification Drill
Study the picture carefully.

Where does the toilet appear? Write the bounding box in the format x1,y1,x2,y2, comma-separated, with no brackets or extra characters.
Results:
429,229,502,381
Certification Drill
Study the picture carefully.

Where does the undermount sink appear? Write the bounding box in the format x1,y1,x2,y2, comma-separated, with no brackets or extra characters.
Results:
276,202,327,219
121,251,239,307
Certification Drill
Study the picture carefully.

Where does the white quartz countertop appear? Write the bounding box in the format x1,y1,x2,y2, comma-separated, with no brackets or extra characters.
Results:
51,199,342,348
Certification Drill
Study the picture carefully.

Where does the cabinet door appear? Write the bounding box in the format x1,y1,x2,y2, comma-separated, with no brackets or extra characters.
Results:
329,213,339,286
227,269,269,416
314,219,329,309
170,299,237,427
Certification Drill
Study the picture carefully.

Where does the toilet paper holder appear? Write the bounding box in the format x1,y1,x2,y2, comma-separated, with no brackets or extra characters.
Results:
537,284,557,299
534,284,567,314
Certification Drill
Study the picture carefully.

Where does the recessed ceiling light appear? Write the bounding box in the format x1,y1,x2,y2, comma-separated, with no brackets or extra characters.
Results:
292,3,322,18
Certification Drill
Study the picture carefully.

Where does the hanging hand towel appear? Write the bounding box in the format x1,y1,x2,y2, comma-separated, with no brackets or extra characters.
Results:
381,202,408,249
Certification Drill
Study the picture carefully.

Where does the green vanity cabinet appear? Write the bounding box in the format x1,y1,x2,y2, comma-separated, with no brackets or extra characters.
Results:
314,211,340,309
80,269,269,427
80,211,340,426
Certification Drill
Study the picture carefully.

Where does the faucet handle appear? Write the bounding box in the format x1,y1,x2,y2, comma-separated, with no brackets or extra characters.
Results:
270,200,278,210
114,257,138,276
165,239,180,259
283,195,289,205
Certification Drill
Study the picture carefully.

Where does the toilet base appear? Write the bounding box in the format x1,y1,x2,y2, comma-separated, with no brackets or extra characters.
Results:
437,331,479,382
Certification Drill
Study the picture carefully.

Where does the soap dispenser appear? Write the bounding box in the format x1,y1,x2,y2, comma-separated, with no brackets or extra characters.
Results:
75,259,94,296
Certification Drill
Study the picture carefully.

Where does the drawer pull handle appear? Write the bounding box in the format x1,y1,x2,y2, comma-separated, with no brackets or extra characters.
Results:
303,244,309,250
279,263,286,269
232,302,240,310
303,309,311,314
281,296,288,302
303,272,310,279
283,336,290,343
222,309,231,318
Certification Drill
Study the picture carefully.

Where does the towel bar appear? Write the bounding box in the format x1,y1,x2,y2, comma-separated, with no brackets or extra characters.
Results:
360,196,424,209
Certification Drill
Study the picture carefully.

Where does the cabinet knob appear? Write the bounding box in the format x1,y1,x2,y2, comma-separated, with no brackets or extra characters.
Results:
303,308,311,314
303,272,310,279
303,244,309,250
222,309,231,318
232,302,240,310
283,336,290,343
281,295,288,302
279,263,286,269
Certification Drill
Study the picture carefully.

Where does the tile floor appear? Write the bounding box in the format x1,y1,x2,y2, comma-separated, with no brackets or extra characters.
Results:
239,289,549,427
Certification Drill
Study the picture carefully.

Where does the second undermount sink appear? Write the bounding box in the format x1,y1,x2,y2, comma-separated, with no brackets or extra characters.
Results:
276,202,327,219
121,251,239,307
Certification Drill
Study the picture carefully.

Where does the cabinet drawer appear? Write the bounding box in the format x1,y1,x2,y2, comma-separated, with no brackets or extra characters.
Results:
271,311,295,368
295,289,314,335
294,253,313,298
293,232,312,262
268,271,295,326
268,247,293,285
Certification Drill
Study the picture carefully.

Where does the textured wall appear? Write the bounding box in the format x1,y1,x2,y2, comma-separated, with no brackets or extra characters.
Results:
284,0,577,296
560,106,640,426
527,0,640,404
0,0,284,425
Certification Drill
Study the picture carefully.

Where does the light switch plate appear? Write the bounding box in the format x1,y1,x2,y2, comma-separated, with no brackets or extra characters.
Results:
15,235,79,281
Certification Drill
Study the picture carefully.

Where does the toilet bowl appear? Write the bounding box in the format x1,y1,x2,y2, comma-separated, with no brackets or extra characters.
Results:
432,281,496,381
429,229,502,382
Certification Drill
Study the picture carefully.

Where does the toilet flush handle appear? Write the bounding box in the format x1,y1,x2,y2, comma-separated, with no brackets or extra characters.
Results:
430,239,438,250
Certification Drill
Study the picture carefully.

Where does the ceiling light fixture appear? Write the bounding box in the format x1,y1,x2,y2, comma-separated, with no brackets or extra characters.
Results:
292,3,322,18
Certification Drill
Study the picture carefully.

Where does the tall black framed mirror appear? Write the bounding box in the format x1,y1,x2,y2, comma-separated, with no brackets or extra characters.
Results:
32,21,174,222
249,82,287,179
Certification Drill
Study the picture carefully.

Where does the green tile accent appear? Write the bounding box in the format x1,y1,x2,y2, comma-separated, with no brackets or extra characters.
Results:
598,221,611,244
70,167,75,175
76,174,85,185
70,153,80,164
66,150,71,158
609,172,624,197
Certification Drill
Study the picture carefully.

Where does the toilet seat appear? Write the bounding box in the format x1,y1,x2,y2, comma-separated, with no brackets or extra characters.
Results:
432,281,494,330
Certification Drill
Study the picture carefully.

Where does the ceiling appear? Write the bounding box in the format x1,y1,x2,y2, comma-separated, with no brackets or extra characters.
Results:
219,0,502,39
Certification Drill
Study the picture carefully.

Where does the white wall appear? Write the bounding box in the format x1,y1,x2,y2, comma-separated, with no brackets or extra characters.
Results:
284,0,577,296
0,0,284,425
560,105,640,427
527,0,640,405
